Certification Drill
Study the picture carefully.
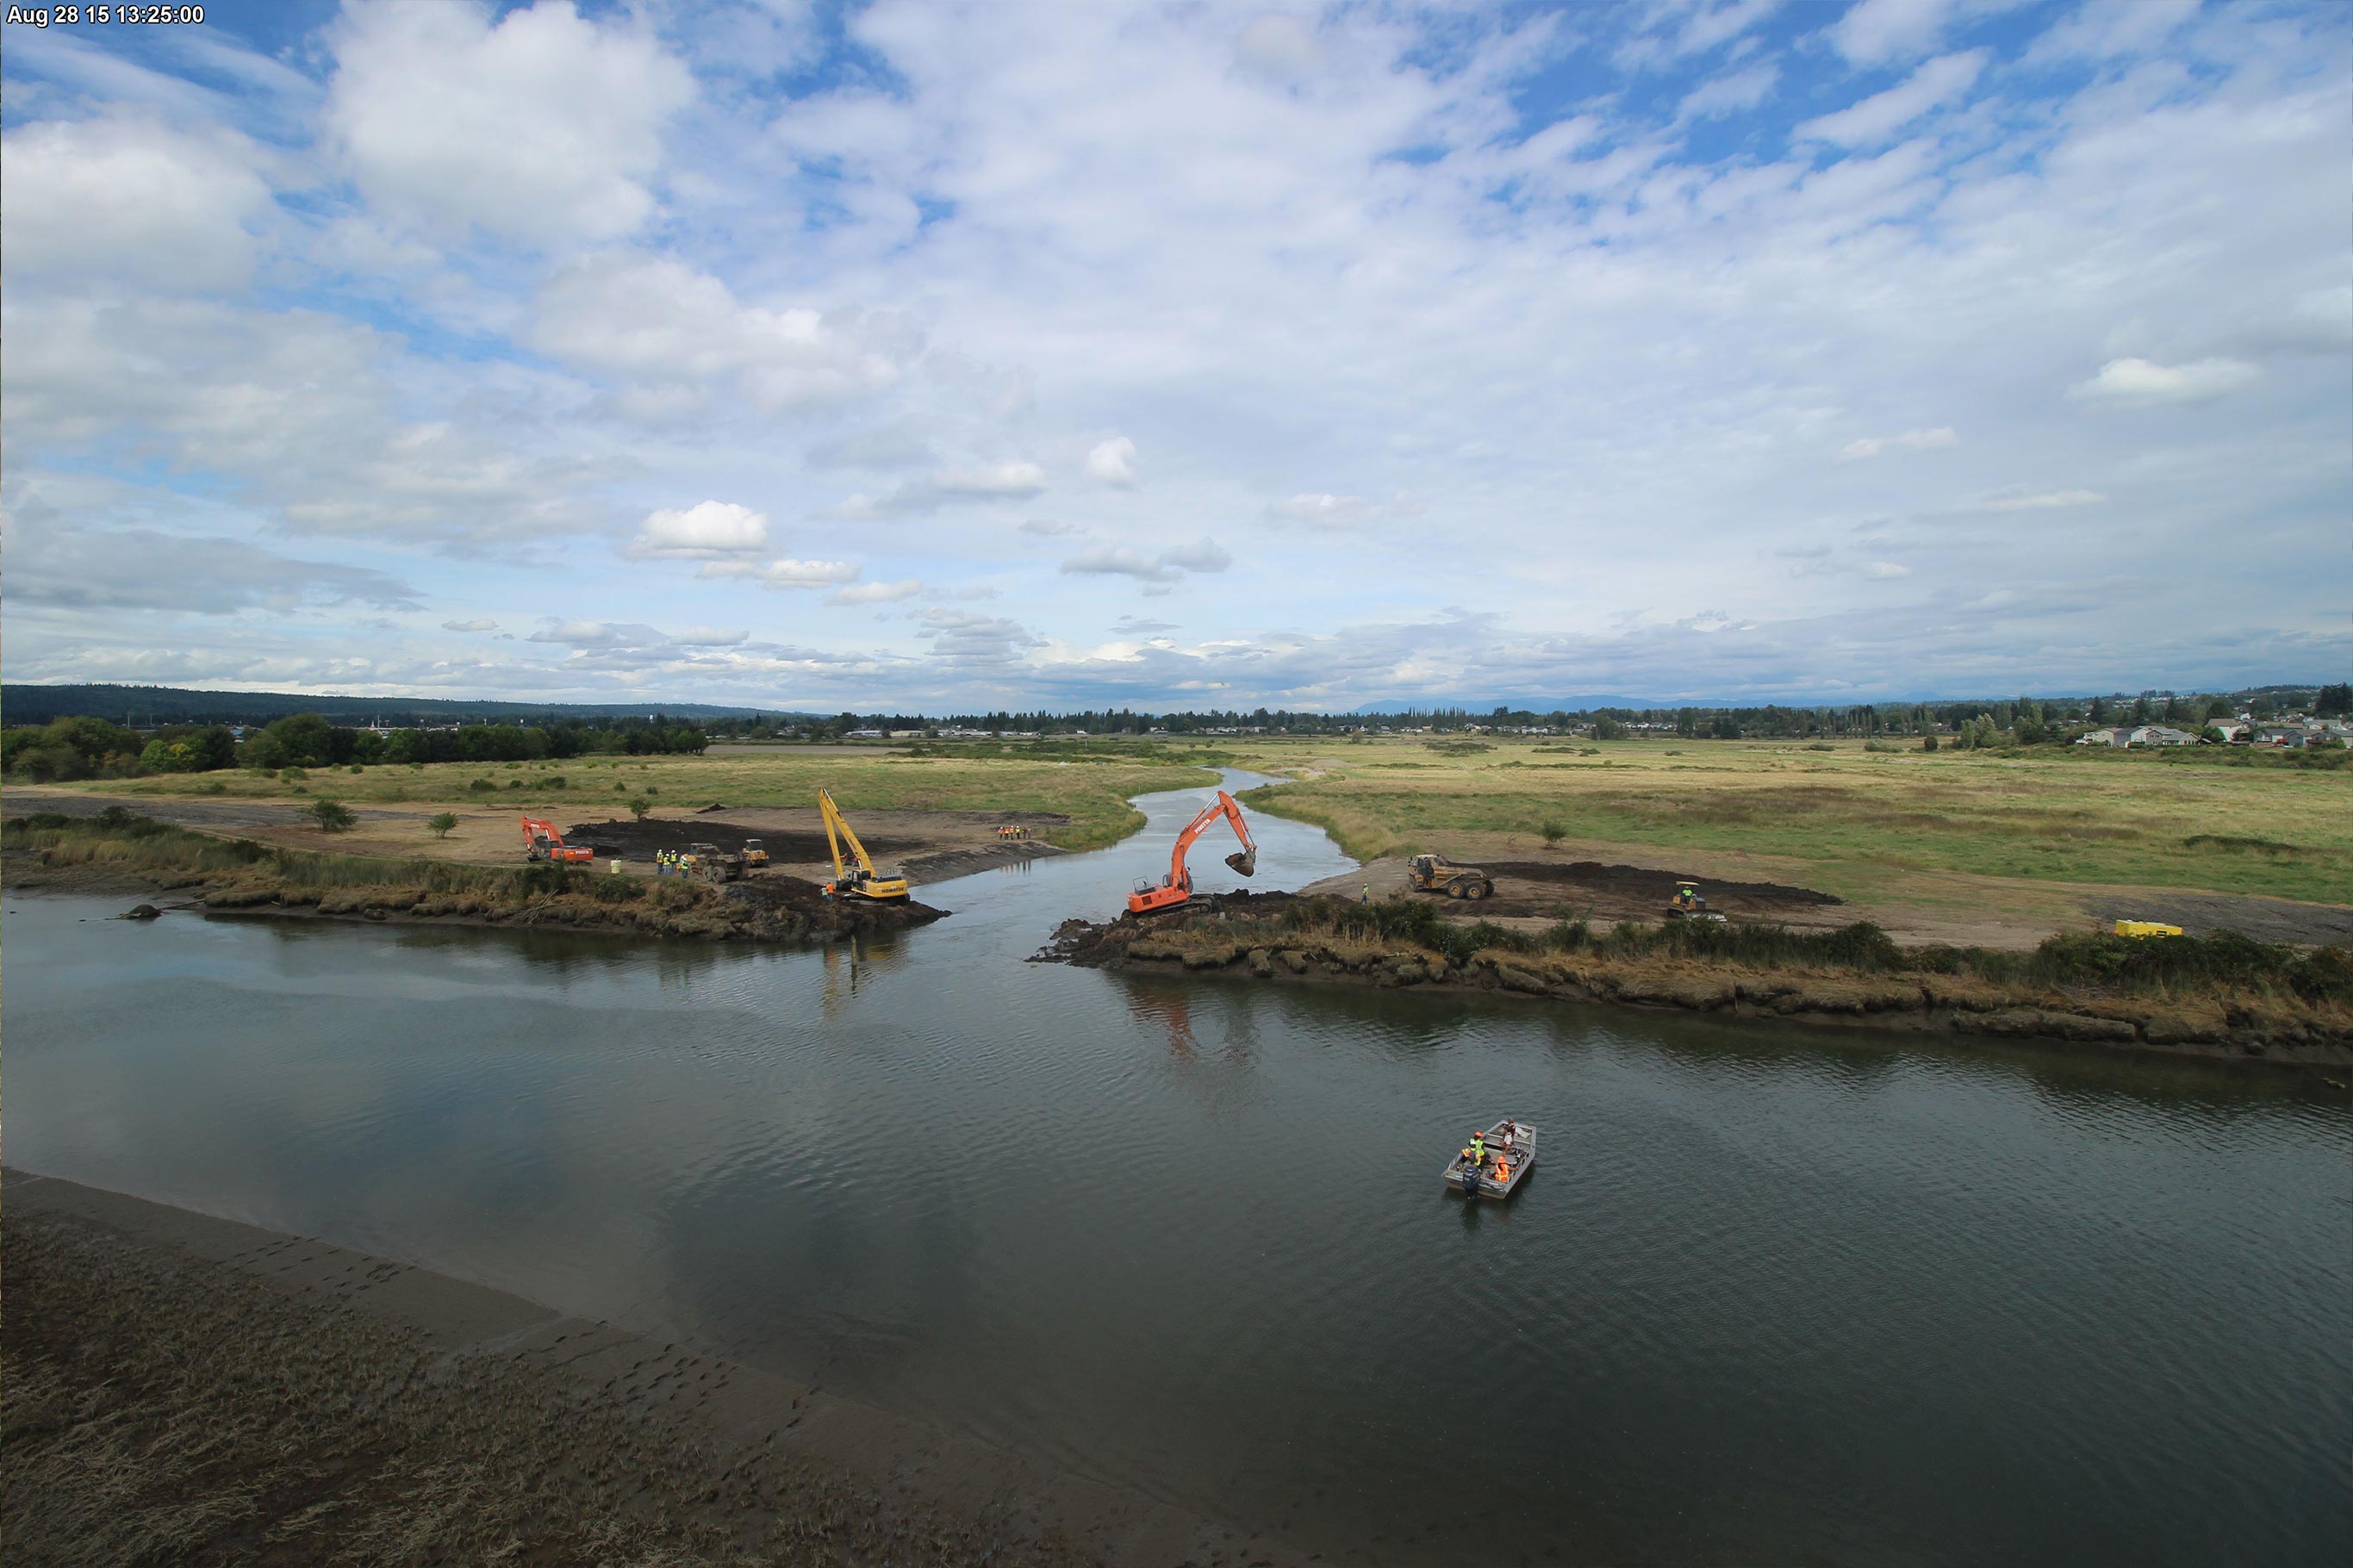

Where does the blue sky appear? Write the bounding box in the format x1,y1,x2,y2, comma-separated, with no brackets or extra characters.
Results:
3,0,2346,708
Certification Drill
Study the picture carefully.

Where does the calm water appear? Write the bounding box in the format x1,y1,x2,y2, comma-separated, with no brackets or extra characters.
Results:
6,774,2349,1565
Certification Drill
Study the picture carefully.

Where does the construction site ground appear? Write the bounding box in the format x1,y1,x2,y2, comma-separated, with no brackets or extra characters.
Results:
1303,834,2353,951
1,789,1064,888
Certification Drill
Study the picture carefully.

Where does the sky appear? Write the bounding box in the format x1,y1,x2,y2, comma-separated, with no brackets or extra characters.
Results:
2,0,2347,712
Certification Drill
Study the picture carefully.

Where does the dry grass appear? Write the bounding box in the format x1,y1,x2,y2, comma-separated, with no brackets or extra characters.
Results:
1222,736,2353,906
53,748,1223,853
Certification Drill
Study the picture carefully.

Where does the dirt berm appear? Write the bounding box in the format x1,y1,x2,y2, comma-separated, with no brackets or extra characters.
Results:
1034,893,2353,1070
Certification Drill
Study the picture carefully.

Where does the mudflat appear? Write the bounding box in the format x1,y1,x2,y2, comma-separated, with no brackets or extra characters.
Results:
1,1171,1309,1568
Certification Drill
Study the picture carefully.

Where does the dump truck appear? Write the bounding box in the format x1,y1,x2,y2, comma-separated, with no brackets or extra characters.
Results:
1405,853,1493,900
680,842,742,883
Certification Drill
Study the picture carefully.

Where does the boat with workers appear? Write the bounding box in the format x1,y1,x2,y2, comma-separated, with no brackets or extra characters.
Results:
1444,1117,1535,1199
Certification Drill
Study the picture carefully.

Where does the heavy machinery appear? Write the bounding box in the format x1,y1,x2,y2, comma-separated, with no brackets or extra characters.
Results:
1404,853,1492,900
680,842,742,883
818,789,909,902
521,816,593,864
741,837,770,870
1665,880,1725,923
1128,789,1257,915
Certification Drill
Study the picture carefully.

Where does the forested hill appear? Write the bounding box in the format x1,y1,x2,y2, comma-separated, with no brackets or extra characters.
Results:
0,685,804,728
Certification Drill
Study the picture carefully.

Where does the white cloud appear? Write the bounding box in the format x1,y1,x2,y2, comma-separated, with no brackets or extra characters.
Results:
1234,13,1319,83
2070,358,2260,404
534,254,912,414
828,578,925,605
1271,493,1370,524
441,618,501,632
1060,537,1230,586
1839,426,1959,461
1864,561,1911,579
0,115,273,292
1086,435,1139,487
1678,63,1779,121
933,460,1049,497
1796,50,1987,146
629,500,770,558
1827,0,1960,66
1020,519,1086,537
325,0,694,246
669,625,750,646
696,557,862,589
1982,488,2104,511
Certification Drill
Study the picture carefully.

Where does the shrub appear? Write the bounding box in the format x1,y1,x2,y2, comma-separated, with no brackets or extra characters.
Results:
627,796,652,821
280,767,308,782
1540,820,1566,849
469,779,496,793
507,779,525,790
1806,742,1834,751
348,764,364,774
308,797,358,833
427,812,459,839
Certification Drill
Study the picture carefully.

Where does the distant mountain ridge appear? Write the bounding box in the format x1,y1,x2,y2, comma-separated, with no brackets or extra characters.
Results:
1,684,811,727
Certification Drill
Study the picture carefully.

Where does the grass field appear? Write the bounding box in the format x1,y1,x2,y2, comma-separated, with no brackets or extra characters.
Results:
1217,737,2353,907
64,746,1224,853
22,734,2350,917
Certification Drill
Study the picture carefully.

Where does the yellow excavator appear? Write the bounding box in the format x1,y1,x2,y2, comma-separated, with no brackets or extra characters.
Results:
817,789,909,902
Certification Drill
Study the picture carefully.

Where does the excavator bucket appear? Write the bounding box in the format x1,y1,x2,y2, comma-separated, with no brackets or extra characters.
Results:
1224,848,1257,878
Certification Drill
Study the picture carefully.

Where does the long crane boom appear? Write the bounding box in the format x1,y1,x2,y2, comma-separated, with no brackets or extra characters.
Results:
817,789,910,901
1127,789,1256,915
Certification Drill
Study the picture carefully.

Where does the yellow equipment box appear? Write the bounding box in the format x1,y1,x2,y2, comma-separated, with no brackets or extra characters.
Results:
2113,919,2185,938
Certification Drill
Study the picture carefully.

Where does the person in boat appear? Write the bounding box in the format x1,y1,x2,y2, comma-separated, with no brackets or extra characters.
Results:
1493,1155,1511,1182
1498,1120,1518,1154
1461,1129,1486,1172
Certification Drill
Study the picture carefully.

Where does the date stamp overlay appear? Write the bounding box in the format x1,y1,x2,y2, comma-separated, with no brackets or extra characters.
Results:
6,5,206,26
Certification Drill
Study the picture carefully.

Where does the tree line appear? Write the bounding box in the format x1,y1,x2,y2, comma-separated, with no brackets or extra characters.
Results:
1,712,710,783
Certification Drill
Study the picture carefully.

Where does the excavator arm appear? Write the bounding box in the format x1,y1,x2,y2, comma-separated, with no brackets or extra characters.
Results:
817,789,864,880
1129,790,1256,913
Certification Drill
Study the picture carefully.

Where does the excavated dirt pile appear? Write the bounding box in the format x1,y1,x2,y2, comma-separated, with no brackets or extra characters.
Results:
1457,860,1846,921
1035,889,1297,967
564,816,923,863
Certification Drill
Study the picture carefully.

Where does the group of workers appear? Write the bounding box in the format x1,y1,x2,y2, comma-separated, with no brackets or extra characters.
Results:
654,849,688,876
1458,1117,1524,1186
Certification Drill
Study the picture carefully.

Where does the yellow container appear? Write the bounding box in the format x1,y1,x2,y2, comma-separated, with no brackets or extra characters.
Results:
2113,919,2185,939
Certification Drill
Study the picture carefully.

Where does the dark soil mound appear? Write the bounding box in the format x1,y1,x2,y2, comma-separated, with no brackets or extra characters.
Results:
1485,860,1841,912
564,818,922,862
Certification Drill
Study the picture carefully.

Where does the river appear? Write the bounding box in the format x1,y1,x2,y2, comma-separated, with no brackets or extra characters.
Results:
6,772,2348,1565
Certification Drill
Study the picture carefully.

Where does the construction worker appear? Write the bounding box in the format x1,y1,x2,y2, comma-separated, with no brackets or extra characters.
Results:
1469,1129,1486,1168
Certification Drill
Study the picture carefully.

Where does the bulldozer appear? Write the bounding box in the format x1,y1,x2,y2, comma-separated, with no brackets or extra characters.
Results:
740,837,769,870
680,842,743,883
1405,853,1493,901
1664,880,1724,923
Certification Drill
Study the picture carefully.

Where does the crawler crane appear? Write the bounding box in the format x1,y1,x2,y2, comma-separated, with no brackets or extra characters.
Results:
1127,789,1258,915
817,789,909,902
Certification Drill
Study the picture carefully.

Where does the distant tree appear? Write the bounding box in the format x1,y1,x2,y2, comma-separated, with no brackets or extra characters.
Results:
2130,696,2151,725
627,795,652,821
308,797,357,833
1592,715,1627,740
2088,694,2110,724
1540,820,1566,849
427,812,459,839
2318,683,2351,719
1921,733,1939,752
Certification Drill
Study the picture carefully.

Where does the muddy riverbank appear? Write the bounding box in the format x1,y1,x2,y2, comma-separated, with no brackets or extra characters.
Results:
1,1171,1303,1568
1036,893,2353,1069
2,824,946,946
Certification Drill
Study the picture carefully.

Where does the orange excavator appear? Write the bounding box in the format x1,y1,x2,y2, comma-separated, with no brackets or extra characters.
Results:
520,815,592,864
1127,789,1257,915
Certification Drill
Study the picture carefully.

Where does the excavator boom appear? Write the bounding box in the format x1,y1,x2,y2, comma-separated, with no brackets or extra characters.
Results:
816,789,911,902
1127,790,1256,915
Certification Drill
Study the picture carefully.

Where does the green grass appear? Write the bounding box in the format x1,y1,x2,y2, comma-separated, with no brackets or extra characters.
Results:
47,749,1224,853
1223,737,2353,905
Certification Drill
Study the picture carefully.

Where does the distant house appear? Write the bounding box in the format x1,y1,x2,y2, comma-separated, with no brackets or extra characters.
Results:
2208,721,2252,744
2255,725,2309,749
2128,725,2198,747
